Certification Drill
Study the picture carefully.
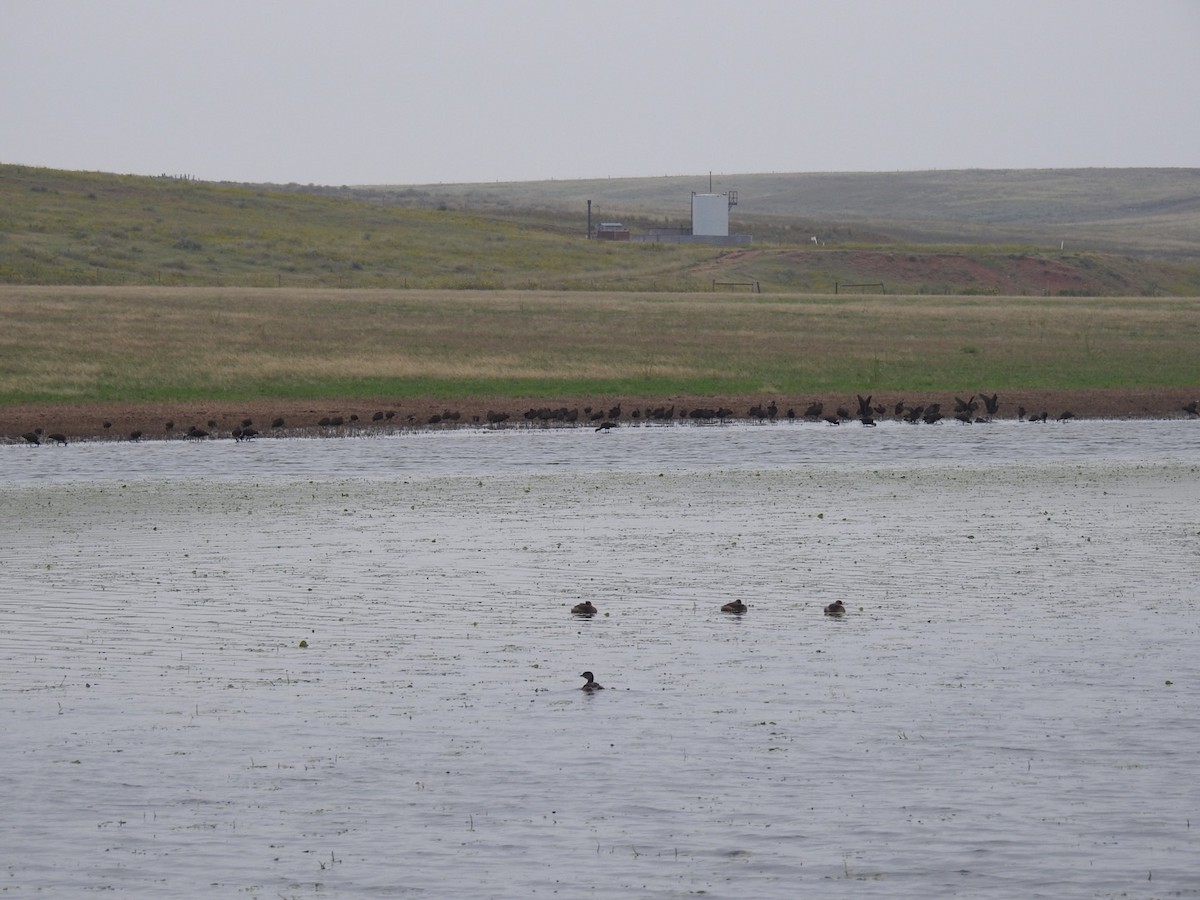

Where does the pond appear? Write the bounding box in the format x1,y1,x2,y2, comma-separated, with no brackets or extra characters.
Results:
2,419,1198,898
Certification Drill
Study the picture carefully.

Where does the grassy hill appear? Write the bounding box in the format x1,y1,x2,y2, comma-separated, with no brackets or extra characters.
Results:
361,168,1200,260
2,163,1199,294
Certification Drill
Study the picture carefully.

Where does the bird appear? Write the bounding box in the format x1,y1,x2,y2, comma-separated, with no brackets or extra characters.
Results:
721,599,747,614
571,600,597,616
128,430,143,442
1182,401,1198,417
579,671,604,692
47,433,68,445
981,393,1000,417
824,600,846,616
271,417,285,429
21,431,40,446
954,395,979,415
594,421,617,432
1057,411,1075,422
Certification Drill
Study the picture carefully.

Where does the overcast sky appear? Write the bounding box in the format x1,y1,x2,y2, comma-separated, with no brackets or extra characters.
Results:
3,0,1197,186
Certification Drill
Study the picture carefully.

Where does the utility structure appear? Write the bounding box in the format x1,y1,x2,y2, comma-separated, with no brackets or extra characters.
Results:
691,189,738,238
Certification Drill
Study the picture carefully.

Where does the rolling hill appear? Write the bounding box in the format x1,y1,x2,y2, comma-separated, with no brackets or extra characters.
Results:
2,163,1198,294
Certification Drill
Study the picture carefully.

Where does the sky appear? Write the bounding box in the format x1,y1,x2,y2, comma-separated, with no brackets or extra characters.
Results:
2,0,1197,186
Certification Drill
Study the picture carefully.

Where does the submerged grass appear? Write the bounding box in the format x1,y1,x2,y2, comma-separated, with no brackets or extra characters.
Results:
2,286,1197,405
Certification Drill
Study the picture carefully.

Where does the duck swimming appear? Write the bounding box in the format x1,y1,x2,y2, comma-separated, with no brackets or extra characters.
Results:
579,671,604,692
824,600,845,616
721,599,747,614
571,600,597,616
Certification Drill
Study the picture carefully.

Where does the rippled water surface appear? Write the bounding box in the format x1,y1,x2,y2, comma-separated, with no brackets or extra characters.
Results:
2,421,1198,898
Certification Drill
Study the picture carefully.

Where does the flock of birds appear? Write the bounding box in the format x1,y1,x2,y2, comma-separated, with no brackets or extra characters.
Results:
570,597,845,692
13,396,1200,446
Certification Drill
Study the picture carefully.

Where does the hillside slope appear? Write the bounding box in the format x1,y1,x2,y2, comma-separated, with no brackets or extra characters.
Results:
2,163,1198,294
365,168,1200,260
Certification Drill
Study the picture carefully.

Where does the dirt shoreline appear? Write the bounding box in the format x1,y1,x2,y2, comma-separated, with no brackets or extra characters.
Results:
4,388,1199,444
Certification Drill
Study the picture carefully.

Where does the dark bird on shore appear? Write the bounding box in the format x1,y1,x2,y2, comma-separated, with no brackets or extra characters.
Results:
954,395,979,415
186,426,209,439
372,411,385,421
272,417,285,429
47,433,68,445
981,393,1000,417
572,601,598,616
893,399,906,416
786,407,796,420
721,599,747,614
903,405,924,423
385,410,395,419
803,401,823,418
923,410,944,425
241,418,253,427
486,410,510,424
824,600,846,616
595,421,617,432
860,415,877,427
856,394,873,418
1182,401,1199,417
836,406,851,420
21,431,40,445
1018,406,1027,421
1036,411,1049,423
1057,411,1075,422
129,430,143,442
823,415,840,426
102,420,112,429
164,420,174,432
955,413,973,424
580,671,604,692
608,403,622,419
207,419,217,429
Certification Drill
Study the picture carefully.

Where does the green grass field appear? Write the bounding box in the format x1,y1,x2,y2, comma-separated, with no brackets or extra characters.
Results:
3,286,1197,406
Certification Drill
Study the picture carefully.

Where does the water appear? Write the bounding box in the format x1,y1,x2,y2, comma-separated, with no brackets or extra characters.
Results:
2,420,1198,898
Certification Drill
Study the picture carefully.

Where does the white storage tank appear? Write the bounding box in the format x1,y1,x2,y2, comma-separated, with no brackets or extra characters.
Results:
691,192,730,237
